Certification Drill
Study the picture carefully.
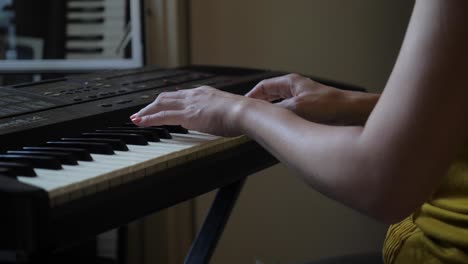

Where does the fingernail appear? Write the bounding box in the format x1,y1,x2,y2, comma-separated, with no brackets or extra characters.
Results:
131,117,142,124
130,113,138,119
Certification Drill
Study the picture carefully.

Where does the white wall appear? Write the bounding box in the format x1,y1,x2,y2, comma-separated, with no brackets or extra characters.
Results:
190,1,414,263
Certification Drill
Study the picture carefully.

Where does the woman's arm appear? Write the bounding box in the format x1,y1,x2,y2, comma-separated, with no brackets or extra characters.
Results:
133,0,468,224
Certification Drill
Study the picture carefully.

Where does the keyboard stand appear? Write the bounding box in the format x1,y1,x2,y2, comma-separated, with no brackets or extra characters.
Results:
184,179,245,264
0,180,245,264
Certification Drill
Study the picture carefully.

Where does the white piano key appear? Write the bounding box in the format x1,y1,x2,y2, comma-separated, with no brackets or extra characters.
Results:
16,131,235,206
17,176,64,191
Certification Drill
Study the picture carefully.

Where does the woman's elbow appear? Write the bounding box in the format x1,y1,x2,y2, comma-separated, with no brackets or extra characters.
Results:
366,185,428,225
351,156,435,225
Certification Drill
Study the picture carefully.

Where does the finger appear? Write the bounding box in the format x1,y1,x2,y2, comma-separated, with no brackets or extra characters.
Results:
134,91,187,117
135,98,185,117
275,98,296,111
133,110,188,127
245,74,298,100
156,90,187,99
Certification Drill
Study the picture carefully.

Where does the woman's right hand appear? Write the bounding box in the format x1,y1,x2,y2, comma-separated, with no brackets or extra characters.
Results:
246,74,379,126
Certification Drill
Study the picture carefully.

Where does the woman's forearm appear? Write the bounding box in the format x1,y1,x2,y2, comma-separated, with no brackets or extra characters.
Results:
236,100,376,217
342,91,380,125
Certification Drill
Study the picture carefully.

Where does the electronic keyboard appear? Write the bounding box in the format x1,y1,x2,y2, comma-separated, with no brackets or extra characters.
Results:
0,65,284,262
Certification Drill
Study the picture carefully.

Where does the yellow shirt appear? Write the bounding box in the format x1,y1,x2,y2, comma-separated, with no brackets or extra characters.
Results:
383,149,468,264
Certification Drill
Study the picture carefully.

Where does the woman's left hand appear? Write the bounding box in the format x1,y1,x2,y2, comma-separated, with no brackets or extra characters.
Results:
130,86,252,137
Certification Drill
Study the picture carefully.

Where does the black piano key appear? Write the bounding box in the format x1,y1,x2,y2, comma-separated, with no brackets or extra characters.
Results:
0,155,62,170
0,168,16,178
122,123,188,134
7,151,78,165
45,141,114,155
108,127,172,139
22,147,93,161
123,123,138,127
82,133,148,146
162,125,189,134
152,127,172,139
0,162,36,177
96,129,160,142
61,138,128,151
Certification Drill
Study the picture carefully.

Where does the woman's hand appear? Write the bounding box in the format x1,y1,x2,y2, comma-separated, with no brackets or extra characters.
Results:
246,73,379,125
130,86,256,137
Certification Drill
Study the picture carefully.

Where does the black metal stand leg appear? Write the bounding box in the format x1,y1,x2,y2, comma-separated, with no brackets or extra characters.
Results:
117,226,128,264
184,179,246,264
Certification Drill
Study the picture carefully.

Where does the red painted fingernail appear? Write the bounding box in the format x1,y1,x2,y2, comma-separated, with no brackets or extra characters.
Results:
131,117,142,124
